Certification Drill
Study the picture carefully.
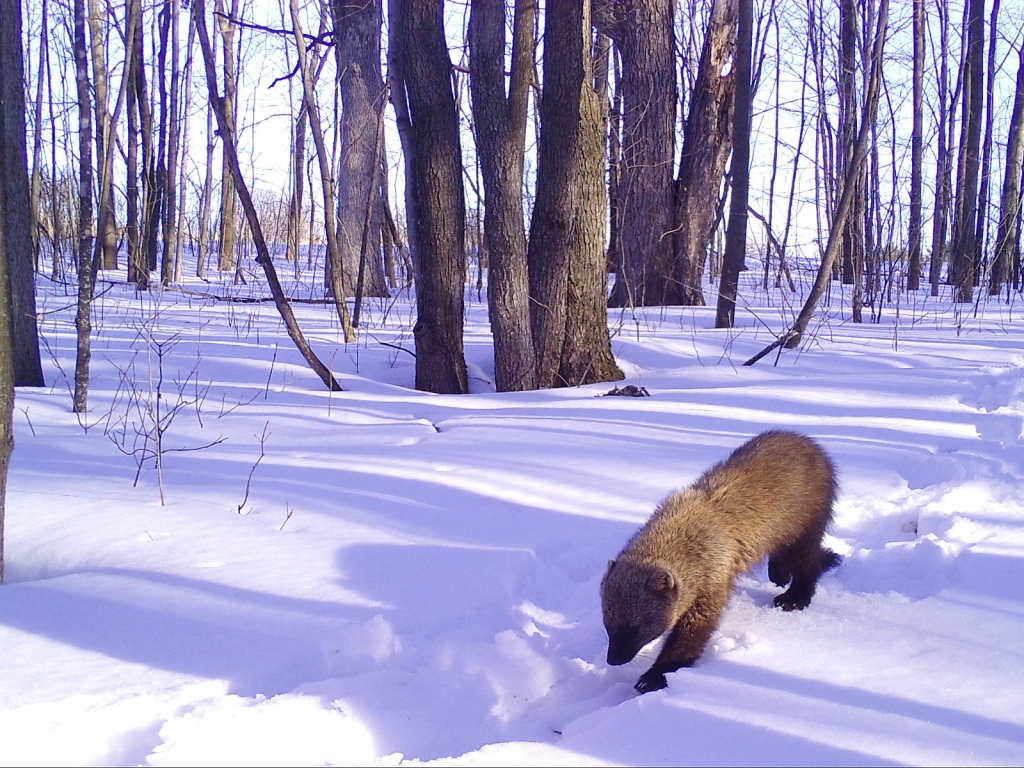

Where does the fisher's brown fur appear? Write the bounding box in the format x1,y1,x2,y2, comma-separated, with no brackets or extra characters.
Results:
601,430,841,693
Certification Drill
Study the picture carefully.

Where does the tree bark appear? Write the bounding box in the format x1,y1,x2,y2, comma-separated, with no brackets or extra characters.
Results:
333,0,389,299
528,0,622,388
0,0,19,582
714,0,752,328
972,0,999,279
392,0,468,394
1,0,44,387
73,0,96,413
929,0,953,296
86,0,119,271
215,0,239,273
674,0,736,307
949,0,984,303
469,0,538,392
600,0,678,309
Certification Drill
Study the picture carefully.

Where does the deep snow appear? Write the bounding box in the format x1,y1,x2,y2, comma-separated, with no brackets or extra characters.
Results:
0,261,1022,766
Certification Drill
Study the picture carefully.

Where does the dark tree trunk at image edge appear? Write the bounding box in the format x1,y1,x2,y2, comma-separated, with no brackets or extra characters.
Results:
469,0,537,392
393,0,468,394
1,0,44,387
334,0,389,299
600,0,678,309
528,0,622,388
714,0,752,329
0,0,27,581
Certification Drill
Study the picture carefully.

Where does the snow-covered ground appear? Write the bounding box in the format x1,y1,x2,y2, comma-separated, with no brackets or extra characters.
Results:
1,262,1023,766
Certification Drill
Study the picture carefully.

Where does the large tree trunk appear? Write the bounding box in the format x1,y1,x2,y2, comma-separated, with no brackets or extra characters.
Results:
949,0,984,303
989,40,1024,295
600,0,678,309
469,0,537,392
392,0,468,394
714,0,752,328
528,0,622,388
907,0,925,291
1,0,44,387
0,0,21,582
674,0,736,306
333,0,389,299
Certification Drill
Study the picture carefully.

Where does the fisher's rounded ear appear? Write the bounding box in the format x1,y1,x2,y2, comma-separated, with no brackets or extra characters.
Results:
605,559,617,576
646,568,675,593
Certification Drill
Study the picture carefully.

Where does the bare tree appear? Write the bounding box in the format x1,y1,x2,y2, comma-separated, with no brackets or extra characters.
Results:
72,0,95,413
598,0,678,309
193,0,342,391
289,0,356,340
674,0,736,306
392,0,469,394
87,0,119,270
949,0,984,303
989,38,1024,295
469,0,537,392
333,0,389,299
746,0,889,362
528,0,622,387
215,0,239,273
0,0,23,582
907,0,924,291
714,0,752,329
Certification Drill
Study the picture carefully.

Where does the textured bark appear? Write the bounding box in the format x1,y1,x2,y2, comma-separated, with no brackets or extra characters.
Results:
469,0,537,392
949,0,984,303
0,0,17,582
674,0,736,306
215,0,238,272
73,0,95,413
1,0,44,387
601,0,678,308
393,0,468,394
161,0,183,286
86,0,118,270
972,0,999,278
907,0,924,291
334,0,388,298
989,42,1024,295
126,0,148,289
528,0,622,388
714,0,752,329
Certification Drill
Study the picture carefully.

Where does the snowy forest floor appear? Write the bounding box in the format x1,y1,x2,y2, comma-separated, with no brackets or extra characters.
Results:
1,261,1023,766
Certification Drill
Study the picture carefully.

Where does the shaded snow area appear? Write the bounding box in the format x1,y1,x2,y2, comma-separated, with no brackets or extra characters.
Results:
2,271,1023,766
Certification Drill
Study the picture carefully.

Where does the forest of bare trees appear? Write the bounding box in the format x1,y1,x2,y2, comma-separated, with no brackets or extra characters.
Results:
9,0,1024,406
